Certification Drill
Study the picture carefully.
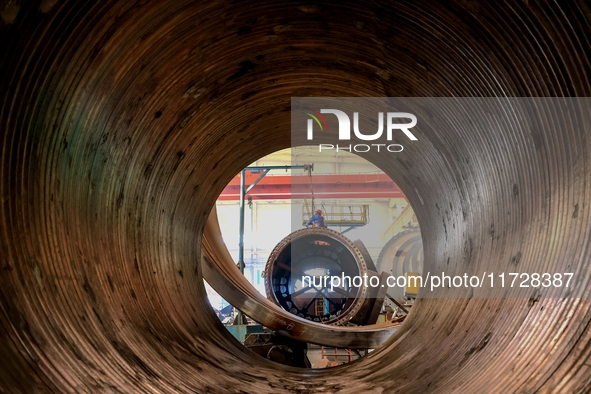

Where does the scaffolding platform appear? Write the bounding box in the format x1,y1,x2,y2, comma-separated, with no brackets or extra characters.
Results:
302,202,369,234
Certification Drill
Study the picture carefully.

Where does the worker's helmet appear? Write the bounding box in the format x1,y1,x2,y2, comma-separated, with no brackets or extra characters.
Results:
316,209,322,214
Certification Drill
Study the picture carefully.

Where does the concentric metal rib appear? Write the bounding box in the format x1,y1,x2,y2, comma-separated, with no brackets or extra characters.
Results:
1,0,591,393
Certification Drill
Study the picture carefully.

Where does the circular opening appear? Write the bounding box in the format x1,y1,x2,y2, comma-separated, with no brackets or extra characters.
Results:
267,229,364,325
204,146,423,369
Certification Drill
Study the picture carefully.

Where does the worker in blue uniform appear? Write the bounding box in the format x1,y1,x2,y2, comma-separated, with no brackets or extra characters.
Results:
306,209,326,228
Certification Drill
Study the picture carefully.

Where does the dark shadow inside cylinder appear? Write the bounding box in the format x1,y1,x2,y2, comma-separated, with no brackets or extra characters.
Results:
269,232,362,324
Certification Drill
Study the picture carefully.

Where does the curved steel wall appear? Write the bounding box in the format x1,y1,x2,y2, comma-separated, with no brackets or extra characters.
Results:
1,1,590,392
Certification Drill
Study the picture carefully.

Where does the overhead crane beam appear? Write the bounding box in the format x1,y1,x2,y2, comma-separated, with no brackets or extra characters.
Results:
219,173,406,200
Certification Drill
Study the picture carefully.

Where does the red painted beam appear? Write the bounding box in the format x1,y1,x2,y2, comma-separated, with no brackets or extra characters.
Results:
217,173,407,200
224,172,397,186
217,192,406,200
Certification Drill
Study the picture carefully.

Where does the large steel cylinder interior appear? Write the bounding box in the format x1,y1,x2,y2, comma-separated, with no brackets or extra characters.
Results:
1,1,590,393
265,228,367,325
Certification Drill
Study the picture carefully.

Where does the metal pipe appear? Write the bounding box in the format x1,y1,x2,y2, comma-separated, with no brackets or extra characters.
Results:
235,169,247,325
2,1,591,393
386,294,409,315
238,169,246,274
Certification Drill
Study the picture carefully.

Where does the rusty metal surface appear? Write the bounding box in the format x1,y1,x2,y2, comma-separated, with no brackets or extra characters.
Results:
263,227,370,326
1,0,591,393
202,211,397,348
377,230,423,300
